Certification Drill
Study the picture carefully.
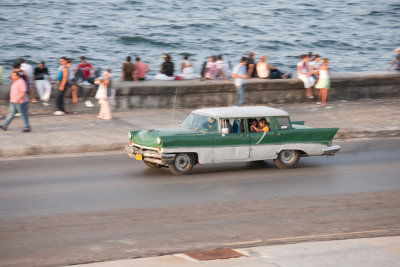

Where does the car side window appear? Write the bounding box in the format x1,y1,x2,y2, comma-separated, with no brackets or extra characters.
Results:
220,119,245,133
276,116,291,129
248,118,271,132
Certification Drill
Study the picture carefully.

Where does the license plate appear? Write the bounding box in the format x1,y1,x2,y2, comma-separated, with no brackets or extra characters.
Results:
136,154,143,160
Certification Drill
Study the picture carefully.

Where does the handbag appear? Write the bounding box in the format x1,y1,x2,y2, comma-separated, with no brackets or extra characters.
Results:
95,84,107,99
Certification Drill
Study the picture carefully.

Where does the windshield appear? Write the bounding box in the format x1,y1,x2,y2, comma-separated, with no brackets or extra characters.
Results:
180,113,218,132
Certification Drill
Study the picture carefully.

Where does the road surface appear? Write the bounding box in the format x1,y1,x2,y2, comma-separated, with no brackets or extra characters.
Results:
0,138,399,266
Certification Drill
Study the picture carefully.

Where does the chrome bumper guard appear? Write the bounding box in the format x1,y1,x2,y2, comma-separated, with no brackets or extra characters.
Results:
125,146,175,165
322,145,341,155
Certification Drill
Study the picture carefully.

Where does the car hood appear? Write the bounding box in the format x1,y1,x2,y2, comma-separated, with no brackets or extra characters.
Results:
133,126,203,147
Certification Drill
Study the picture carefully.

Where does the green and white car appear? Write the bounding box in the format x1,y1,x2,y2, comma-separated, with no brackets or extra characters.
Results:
125,106,341,175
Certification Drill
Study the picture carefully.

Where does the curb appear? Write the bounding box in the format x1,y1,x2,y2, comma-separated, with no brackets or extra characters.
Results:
336,129,400,139
0,142,124,158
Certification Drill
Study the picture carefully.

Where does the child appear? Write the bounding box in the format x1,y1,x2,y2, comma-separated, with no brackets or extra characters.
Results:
94,69,112,120
315,58,330,106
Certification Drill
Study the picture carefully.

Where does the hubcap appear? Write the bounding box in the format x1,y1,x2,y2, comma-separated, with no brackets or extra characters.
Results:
175,154,190,171
281,150,294,163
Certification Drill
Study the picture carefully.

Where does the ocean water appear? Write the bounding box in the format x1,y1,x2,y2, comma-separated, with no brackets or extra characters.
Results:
0,0,399,81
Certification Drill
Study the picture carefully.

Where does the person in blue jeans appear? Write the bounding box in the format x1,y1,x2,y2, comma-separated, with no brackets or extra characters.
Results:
0,71,31,132
232,57,248,106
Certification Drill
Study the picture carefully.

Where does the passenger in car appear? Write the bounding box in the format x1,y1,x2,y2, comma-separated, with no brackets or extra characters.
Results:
258,118,270,132
225,119,233,133
249,119,260,132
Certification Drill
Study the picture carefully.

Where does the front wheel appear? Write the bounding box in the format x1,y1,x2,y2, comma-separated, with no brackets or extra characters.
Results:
274,150,300,169
168,153,195,175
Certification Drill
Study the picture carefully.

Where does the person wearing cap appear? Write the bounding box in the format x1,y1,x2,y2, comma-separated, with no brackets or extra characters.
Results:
154,54,175,80
387,47,400,71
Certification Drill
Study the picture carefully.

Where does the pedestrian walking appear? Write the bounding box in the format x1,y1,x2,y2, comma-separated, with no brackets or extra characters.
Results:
232,57,248,106
315,58,331,106
95,69,112,120
0,71,31,132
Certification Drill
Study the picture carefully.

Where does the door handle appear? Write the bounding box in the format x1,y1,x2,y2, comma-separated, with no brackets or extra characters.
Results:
272,132,281,136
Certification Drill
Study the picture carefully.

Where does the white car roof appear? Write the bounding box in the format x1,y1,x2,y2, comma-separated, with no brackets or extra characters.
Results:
192,106,289,118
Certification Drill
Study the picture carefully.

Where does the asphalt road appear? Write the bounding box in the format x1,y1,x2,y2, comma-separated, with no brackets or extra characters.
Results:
0,138,400,267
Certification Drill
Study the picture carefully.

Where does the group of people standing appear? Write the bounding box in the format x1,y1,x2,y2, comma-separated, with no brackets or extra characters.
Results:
297,53,331,106
55,56,112,119
1,56,114,132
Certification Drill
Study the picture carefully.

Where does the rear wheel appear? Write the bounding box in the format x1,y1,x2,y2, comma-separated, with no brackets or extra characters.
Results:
274,150,300,169
168,153,195,175
144,161,162,168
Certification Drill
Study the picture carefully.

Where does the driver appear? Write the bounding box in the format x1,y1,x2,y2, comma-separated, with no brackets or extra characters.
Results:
202,117,218,131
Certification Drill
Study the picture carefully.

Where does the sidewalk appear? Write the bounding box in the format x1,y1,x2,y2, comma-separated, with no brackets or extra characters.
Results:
0,98,399,157
71,236,400,267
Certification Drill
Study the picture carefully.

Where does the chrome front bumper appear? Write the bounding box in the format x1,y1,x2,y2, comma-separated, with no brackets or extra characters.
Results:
125,145,175,165
322,145,341,155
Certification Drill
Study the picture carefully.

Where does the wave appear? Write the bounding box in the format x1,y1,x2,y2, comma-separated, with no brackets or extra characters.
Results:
79,25,98,29
312,40,361,50
118,36,177,47
124,0,143,4
259,45,280,51
367,11,385,16
169,23,214,30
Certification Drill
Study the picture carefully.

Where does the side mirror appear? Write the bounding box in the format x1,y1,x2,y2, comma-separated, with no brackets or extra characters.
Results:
221,128,229,136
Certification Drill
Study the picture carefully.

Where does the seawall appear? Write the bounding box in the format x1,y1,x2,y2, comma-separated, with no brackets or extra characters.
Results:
1,72,399,108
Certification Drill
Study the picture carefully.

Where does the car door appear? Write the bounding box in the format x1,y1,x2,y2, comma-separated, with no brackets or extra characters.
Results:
249,117,286,160
213,118,250,162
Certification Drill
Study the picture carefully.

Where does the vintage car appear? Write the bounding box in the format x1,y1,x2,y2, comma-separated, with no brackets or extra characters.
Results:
125,106,341,175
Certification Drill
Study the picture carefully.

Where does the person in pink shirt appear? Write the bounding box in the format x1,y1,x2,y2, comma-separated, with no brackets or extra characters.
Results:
204,56,218,79
1,71,31,132
135,57,151,81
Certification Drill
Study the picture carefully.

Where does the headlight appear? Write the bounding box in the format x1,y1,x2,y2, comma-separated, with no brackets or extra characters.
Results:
156,137,162,145
128,132,132,139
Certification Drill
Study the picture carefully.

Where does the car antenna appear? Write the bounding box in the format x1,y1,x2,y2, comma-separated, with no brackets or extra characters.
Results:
171,87,178,124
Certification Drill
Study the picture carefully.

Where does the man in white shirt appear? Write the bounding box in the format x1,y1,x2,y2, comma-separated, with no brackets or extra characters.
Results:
19,58,36,103
297,54,315,99
216,55,231,80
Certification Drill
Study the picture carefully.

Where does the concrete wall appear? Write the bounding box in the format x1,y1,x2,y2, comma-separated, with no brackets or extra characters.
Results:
1,73,399,108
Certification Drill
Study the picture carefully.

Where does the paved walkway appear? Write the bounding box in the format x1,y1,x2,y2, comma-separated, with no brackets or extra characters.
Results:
0,98,399,157
71,236,400,267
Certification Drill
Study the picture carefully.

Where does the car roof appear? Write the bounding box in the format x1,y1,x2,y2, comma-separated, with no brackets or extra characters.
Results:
192,106,289,118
